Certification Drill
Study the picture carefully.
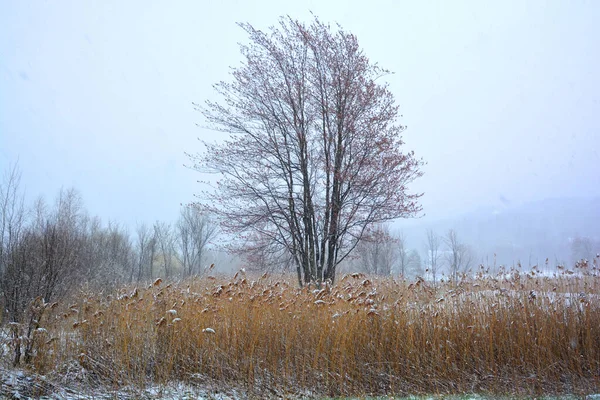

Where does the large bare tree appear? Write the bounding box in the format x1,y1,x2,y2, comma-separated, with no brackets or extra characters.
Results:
191,16,423,286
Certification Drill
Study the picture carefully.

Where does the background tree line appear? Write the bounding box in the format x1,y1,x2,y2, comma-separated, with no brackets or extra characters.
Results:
349,224,476,282
0,165,218,365
352,224,599,281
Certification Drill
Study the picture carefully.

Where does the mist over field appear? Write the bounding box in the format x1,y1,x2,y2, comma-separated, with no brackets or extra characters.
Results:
1,1,600,398
397,196,600,269
2,1,599,236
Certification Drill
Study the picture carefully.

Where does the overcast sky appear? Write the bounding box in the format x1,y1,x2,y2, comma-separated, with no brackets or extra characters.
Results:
1,0,599,229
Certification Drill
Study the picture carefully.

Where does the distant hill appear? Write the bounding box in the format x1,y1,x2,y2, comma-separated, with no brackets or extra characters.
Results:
393,197,600,269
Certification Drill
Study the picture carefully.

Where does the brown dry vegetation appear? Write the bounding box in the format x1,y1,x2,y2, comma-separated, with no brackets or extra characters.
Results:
6,262,600,398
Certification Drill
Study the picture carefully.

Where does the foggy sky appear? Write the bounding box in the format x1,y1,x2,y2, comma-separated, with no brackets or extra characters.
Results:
1,0,599,229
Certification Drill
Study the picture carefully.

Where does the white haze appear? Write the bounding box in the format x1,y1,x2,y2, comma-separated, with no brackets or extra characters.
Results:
1,1,599,265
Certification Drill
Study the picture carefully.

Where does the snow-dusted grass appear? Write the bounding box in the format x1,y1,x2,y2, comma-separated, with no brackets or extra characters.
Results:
0,366,243,399
2,264,600,398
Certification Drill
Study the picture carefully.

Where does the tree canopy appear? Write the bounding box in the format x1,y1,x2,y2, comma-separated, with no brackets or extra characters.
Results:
192,15,423,286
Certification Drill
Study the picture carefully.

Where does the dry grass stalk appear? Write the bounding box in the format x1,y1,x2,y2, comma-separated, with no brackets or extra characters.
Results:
12,265,600,397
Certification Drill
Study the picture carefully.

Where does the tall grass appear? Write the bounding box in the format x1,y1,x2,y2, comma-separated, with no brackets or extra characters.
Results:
12,263,600,397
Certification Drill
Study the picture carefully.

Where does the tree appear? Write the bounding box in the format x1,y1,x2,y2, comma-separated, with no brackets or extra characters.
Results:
406,249,423,280
396,232,408,277
1,185,88,365
425,229,441,284
444,229,474,281
570,236,596,265
0,165,27,365
191,16,423,286
103,222,134,285
79,217,133,289
134,223,156,282
176,206,218,277
154,221,177,278
355,223,397,276
0,164,26,292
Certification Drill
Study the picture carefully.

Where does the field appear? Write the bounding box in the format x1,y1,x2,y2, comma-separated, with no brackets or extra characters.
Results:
1,264,599,399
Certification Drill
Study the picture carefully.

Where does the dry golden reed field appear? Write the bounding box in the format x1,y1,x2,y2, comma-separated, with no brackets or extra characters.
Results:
15,263,600,398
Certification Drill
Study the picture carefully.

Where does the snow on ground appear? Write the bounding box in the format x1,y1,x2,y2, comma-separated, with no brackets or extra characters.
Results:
1,367,599,399
0,367,243,399
2,367,598,400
